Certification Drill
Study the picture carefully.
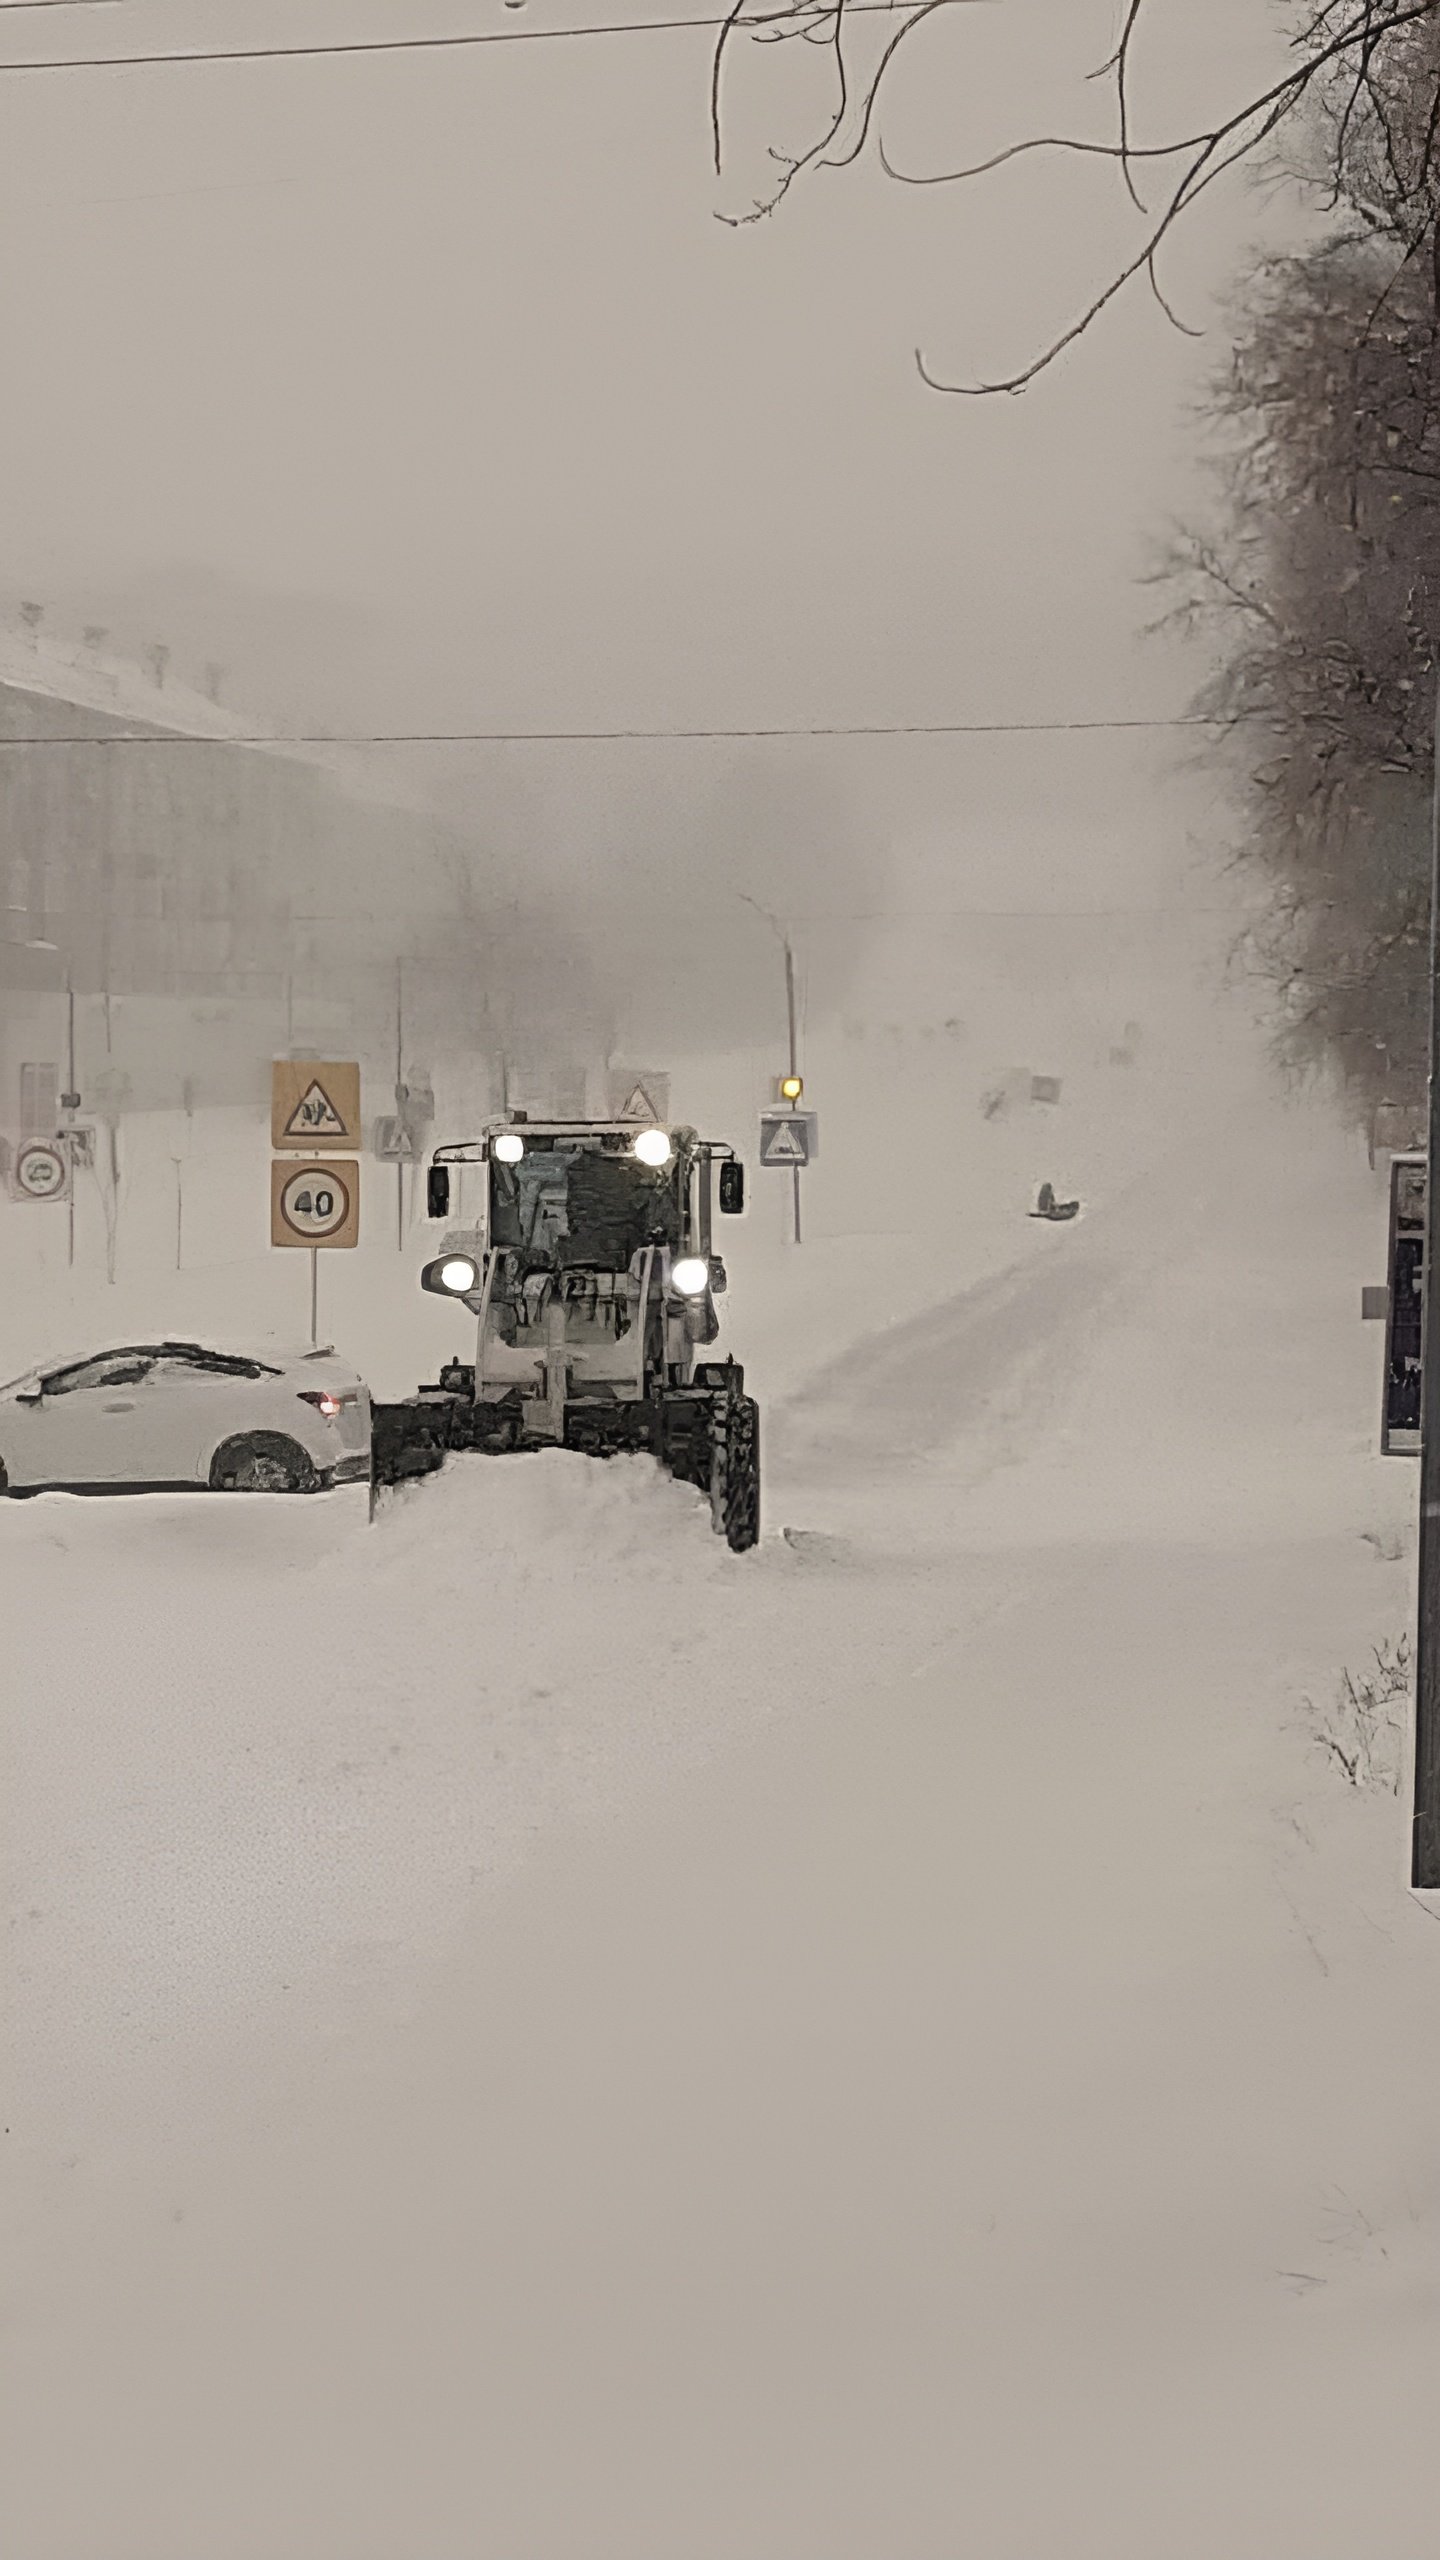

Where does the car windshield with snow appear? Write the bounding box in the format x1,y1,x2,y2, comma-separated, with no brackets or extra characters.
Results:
0,1339,371,1496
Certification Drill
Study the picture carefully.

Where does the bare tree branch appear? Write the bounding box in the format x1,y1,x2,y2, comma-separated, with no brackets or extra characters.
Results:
916,84,1303,393
715,0,852,222
714,0,1440,391
819,0,954,177
1088,0,1149,213
712,0,751,178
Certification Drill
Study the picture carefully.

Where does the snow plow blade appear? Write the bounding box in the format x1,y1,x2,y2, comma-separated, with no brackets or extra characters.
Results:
371,1367,761,1551
371,1392,462,1488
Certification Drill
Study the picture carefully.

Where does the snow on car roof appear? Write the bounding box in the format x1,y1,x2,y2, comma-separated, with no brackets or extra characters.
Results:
0,1337,348,1391
1,1342,270,1383
0,1347,118,1391
2,1331,353,1392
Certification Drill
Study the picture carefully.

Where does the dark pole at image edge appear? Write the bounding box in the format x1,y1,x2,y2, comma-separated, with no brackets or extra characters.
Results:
1413,666,1440,1888
784,935,801,1248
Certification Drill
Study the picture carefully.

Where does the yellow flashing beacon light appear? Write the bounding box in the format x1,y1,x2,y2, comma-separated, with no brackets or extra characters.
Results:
779,1075,804,1103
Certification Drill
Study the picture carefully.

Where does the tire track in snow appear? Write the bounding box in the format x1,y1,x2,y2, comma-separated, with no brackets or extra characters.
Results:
772,1234,1133,1484
769,1127,1237,1495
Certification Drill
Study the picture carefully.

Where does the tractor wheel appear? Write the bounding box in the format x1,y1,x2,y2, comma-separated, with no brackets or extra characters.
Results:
711,1393,761,1553
210,1433,319,1495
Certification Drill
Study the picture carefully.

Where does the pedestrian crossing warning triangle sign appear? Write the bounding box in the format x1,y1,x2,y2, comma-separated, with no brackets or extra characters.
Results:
284,1079,349,1142
760,1115,808,1165
607,1068,671,1123
272,1058,361,1151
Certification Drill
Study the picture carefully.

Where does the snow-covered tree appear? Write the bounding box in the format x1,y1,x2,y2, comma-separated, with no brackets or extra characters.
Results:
1161,12,1440,1110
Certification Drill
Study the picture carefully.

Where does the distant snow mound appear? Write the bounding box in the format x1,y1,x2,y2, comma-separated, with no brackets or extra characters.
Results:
780,1527,857,1568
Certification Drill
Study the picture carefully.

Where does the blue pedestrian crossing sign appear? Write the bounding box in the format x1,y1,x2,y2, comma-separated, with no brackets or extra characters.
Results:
759,1111,817,1168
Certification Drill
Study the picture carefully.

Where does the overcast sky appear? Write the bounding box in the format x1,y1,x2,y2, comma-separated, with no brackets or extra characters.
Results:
0,0,1295,1015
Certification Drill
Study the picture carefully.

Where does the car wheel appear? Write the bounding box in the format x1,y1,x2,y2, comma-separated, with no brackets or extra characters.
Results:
209,1433,320,1495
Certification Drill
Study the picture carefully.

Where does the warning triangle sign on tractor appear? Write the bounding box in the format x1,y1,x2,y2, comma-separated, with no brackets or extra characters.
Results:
761,1117,808,1165
284,1079,349,1142
620,1082,660,1121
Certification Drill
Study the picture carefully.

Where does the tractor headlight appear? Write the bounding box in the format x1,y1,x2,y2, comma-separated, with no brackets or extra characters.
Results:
492,1131,525,1164
633,1128,672,1168
670,1255,709,1298
440,1255,480,1293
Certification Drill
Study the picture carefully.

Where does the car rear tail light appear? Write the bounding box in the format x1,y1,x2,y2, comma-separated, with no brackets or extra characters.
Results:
297,1390,346,1419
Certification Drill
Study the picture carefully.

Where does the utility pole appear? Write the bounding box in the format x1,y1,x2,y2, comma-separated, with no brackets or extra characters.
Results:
1414,666,1440,1888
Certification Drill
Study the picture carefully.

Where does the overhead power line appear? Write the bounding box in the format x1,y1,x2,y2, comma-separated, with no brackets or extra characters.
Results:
0,713,1248,743
0,0,990,73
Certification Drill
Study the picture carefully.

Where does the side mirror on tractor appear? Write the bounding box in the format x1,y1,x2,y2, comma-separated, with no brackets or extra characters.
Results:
719,1161,745,1216
427,1164,451,1219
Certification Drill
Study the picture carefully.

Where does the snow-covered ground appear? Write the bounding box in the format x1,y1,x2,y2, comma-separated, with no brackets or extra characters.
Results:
3,939,1437,2557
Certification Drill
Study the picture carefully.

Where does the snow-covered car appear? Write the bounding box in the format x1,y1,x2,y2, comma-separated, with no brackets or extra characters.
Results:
0,1339,372,1497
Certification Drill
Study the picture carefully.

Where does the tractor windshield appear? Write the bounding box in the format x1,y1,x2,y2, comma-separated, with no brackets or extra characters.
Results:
490,1142,681,1272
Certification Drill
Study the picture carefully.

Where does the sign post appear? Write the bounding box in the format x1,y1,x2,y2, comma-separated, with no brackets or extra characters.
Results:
272,1062,361,1347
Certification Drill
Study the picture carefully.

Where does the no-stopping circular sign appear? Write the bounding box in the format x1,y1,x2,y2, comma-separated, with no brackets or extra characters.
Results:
278,1162,352,1242
15,1142,67,1200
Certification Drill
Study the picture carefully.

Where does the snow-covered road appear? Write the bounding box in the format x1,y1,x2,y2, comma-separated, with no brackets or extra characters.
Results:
4,1051,1438,2559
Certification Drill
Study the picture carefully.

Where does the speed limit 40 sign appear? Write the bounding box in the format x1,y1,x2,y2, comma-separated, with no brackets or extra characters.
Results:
271,1158,359,1250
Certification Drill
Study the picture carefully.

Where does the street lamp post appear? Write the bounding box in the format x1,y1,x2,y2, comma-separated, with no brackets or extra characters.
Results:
740,893,802,1245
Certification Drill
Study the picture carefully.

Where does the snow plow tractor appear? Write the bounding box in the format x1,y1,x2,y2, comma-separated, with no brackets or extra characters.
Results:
371,1114,761,1551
